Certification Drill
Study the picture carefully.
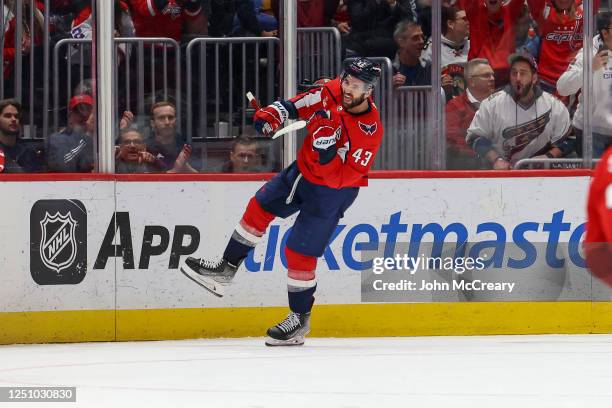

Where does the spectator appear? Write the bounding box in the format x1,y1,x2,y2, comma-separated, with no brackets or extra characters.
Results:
514,4,540,59
460,0,524,88
47,94,94,172
331,0,350,35
2,0,44,81
422,6,470,99
236,0,278,33
557,11,612,158
466,53,573,169
344,0,417,59
146,101,199,173
69,0,134,65
127,0,204,41
221,137,261,173
528,0,601,94
115,128,160,173
207,0,277,37
0,99,40,173
392,20,431,87
445,59,495,169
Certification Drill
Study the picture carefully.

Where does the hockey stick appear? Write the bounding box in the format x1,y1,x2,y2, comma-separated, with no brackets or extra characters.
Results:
246,91,260,110
271,120,307,140
246,91,306,139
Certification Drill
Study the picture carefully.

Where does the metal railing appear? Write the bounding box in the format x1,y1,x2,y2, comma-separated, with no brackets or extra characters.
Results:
514,158,602,169
393,86,432,169
52,38,91,132
296,27,342,84
114,37,181,131
185,37,280,140
53,37,181,134
1,0,51,139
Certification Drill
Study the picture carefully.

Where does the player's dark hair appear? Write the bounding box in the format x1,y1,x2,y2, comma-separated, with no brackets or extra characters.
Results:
0,99,21,118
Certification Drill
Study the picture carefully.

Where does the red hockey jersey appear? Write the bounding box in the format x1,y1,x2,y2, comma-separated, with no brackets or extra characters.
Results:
127,0,201,41
528,0,600,86
460,0,524,86
585,147,612,284
290,78,383,189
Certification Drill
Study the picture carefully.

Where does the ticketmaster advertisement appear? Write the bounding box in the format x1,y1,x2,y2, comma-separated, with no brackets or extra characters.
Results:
1,175,610,314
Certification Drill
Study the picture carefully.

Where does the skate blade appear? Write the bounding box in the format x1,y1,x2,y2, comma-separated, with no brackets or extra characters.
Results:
180,266,225,297
264,336,305,346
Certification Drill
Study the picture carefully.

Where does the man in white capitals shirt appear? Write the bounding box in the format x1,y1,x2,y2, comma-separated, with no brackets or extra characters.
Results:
466,53,573,169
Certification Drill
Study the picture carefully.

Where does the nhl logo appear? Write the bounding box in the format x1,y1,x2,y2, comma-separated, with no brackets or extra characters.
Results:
30,199,87,285
39,211,78,273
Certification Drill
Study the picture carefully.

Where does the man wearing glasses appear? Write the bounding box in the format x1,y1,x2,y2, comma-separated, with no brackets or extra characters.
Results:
446,58,495,169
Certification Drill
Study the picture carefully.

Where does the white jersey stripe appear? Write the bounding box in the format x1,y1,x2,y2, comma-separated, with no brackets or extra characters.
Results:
292,88,323,111
287,277,317,288
235,222,262,245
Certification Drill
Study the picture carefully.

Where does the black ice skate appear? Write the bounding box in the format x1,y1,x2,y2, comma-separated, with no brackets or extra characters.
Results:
265,312,311,346
180,257,239,297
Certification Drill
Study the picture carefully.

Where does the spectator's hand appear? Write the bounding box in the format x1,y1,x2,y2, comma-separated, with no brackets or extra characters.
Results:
119,111,134,130
593,50,609,72
336,22,350,34
441,74,454,91
21,34,32,53
493,158,511,170
392,73,406,87
138,151,156,164
261,30,278,37
253,102,288,136
115,144,130,161
308,116,340,165
168,144,192,173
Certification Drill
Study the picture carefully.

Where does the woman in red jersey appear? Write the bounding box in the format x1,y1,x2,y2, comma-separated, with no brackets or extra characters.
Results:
528,0,600,94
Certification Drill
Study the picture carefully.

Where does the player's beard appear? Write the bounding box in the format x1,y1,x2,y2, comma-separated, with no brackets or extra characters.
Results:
342,93,366,110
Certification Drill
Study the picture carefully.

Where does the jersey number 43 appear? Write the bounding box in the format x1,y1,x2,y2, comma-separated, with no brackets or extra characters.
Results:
352,148,373,166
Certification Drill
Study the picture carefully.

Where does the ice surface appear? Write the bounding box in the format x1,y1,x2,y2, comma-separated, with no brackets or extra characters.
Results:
1,335,612,408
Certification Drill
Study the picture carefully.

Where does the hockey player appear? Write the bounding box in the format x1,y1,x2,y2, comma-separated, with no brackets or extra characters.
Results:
466,52,573,169
181,58,383,346
585,146,612,285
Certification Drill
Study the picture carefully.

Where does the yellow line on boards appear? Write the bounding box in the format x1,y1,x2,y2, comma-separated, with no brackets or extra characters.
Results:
1,302,611,345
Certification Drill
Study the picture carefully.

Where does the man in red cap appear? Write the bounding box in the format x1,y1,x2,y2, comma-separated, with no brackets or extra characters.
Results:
47,94,95,172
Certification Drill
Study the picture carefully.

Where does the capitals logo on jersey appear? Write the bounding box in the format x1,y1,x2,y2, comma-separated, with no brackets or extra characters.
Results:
358,121,377,136
162,0,182,20
502,110,552,157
